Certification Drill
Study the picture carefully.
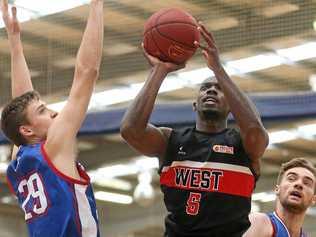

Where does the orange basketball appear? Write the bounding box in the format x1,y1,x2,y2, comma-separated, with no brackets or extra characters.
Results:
143,8,200,64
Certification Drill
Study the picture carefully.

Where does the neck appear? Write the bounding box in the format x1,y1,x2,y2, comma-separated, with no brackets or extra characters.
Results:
195,116,227,133
26,137,43,145
275,200,306,237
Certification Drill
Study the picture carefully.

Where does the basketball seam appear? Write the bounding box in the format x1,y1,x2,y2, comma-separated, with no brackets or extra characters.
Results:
150,28,170,62
144,8,197,35
155,23,197,49
144,21,198,35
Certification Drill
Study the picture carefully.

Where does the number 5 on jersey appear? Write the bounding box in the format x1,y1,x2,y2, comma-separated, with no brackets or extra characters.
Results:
18,172,49,220
186,192,201,215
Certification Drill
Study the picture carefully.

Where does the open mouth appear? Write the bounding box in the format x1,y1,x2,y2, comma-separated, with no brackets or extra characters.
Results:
203,96,218,104
289,190,302,199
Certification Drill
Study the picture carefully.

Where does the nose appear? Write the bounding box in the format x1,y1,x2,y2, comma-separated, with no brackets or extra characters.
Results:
50,111,58,119
206,86,218,95
293,180,303,190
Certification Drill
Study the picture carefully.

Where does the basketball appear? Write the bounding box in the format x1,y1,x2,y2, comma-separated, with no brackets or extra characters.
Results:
143,8,200,64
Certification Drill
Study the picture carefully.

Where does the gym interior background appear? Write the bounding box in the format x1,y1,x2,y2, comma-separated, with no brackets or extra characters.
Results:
0,0,316,236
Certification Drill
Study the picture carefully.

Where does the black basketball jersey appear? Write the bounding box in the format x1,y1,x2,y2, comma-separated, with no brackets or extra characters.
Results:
159,127,258,237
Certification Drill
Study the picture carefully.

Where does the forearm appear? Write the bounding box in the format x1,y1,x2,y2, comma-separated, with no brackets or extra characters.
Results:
10,39,33,98
76,0,103,72
121,66,167,135
213,66,264,132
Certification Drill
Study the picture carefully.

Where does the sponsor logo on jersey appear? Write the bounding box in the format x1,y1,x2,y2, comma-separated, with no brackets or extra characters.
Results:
213,145,234,155
177,146,186,155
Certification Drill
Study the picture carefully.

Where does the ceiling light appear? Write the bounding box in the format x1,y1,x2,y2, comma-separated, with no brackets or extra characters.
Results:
309,74,316,92
276,42,316,62
268,130,298,145
94,178,132,191
14,0,89,16
226,54,285,74
252,191,276,203
94,191,133,204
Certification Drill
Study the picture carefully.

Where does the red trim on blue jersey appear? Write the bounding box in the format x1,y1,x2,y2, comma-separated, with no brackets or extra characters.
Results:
270,216,276,237
69,184,82,235
160,161,255,198
6,175,16,196
41,143,90,185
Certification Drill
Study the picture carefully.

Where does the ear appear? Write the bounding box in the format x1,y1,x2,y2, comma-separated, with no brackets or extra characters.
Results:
193,101,197,111
312,194,316,206
275,185,280,197
19,125,34,138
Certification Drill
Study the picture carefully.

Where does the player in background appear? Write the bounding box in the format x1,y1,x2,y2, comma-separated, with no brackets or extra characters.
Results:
1,0,103,236
244,158,316,237
120,22,269,237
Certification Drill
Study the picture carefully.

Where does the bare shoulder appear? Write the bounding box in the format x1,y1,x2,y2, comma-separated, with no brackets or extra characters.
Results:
160,127,172,139
243,212,273,237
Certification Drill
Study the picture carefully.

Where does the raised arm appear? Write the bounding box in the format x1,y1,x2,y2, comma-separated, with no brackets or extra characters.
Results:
196,23,269,175
45,0,103,160
1,0,33,98
120,48,183,159
243,213,273,237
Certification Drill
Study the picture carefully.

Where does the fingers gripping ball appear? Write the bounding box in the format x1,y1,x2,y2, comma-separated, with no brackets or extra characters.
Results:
143,8,200,64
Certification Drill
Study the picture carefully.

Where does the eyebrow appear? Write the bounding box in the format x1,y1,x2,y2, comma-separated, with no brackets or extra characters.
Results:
36,104,46,112
287,172,315,183
200,82,219,87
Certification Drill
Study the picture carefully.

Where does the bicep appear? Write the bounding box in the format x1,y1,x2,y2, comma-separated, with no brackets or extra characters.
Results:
240,126,269,161
123,124,171,158
45,71,96,157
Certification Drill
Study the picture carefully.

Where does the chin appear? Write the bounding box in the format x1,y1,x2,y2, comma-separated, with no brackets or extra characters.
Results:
201,110,222,120
284,201,306,213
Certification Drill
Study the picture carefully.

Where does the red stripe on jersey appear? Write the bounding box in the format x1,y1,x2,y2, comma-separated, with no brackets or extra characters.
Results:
6,175,16,196
160,164,255,198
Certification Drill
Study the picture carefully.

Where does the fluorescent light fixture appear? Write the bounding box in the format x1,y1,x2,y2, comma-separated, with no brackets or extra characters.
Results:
297,123,316,140
309,74,316,91
313,21,316,31
307,207,316,217
135,157,159,170
277,42,316,62
0,1,90,29
94,178,132,191
1,195,15,204
250,201,260,213
0,162,8,173
94,191,133,204
89,164,138,180
252,191,276,203
88,157,158,191
226,54,285,74
269,130,298,145
14,0,89,16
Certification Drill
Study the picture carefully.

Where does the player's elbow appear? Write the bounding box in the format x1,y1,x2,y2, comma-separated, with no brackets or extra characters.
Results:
120,122,142,143
244,124,269,159
75,64,99,81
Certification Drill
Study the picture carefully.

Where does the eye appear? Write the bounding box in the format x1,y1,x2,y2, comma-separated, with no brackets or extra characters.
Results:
200,85,207,91
303,179,313,188
39,107,46,114
287,175,296,182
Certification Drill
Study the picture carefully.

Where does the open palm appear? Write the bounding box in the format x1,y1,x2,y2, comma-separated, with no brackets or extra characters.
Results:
1,0,20,36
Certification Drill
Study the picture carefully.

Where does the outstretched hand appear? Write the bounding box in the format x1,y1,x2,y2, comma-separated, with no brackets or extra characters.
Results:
194,22,221,71
141,43,185,73
1,0,20,37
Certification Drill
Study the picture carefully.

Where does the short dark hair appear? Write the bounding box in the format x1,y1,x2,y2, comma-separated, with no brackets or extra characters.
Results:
1,91,40,146
277,157,316,192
